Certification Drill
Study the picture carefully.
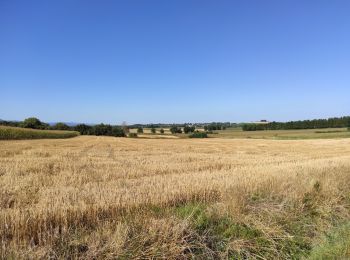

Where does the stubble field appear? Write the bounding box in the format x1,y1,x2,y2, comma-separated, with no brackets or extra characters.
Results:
1,136,350,259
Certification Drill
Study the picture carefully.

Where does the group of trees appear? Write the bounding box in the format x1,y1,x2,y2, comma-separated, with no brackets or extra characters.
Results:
2,116,348,135
137,124,196,134
170,126,182,134
169,125,200,134
137,127,164,134
242,124,269,131
128,122,234,130
0,117,50,129
183,125,195,134
0,117,76,131
243,116,350,131
0,118,126,137
129,123,165,129
73,124,125,137
204,123,229,131
169,125,196,134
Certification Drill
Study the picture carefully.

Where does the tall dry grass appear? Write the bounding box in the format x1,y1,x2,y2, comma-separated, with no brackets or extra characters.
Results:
1,136,350,258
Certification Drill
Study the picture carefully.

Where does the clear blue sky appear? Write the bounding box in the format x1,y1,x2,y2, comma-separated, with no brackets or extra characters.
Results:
1,0,349,124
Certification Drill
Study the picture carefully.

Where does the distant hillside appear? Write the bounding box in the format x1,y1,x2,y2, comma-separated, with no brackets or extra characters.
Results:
48,122,82,127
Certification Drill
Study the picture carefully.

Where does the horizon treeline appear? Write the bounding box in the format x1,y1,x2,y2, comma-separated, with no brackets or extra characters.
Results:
128,122,234,129
243,116,350,131
1,116,349,134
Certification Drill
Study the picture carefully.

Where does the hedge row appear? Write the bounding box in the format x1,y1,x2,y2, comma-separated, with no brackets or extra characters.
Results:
0,126,79,140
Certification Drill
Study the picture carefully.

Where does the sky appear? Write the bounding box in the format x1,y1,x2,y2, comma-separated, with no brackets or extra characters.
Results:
0,0,349,124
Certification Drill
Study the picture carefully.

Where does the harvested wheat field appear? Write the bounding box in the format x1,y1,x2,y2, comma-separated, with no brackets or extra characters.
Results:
1,136,350,259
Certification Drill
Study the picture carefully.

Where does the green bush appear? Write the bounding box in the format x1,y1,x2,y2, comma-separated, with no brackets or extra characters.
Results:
160,128,165,134
151,127,156,134
170,126,182,134
128,133,138,138
189,132,208,138
184,125,195,134
137,127,143,133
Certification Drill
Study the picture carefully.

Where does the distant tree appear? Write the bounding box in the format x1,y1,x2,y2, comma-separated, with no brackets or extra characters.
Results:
170,126,176,134
53,122,70,130
74,124,92,135
93,124,112,136
151,127,156,134
137,127,143,133
160,128,165,134
170,126,182,134
22,117,48,129
183,125,195,134
184,126,189,134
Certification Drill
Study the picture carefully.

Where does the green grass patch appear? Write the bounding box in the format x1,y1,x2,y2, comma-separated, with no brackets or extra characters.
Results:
0,126,79,140
188,132,208,138
127,133,138,138
170,189,348,260
172,203,311,259
307,222,350,259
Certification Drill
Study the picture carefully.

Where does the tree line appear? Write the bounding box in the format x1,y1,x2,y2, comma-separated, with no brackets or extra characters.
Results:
0,118,126,137
129,122,234,130
204,122,231,131
74,123,125,137
243,116,350,131
2,116,348,135
0,118,206,137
